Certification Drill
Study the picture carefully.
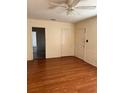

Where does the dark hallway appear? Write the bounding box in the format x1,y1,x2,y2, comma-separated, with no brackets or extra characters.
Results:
32,27,45,59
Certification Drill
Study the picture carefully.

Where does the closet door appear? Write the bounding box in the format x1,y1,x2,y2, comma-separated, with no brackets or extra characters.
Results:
61,28,74,56
75,28,87,59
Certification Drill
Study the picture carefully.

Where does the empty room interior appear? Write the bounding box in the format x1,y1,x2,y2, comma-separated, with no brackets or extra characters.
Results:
27,0,97,93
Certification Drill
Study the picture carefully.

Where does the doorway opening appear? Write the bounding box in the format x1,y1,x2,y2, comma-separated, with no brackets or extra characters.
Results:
32,27,46,59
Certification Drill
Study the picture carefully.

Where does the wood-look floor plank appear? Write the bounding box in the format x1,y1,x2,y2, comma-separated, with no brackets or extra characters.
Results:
28,56,97,93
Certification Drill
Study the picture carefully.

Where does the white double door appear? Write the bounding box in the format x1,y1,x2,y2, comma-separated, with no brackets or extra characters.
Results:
60,28,74,57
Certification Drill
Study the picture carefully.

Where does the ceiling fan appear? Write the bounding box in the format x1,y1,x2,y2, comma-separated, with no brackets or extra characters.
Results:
48,0,96,15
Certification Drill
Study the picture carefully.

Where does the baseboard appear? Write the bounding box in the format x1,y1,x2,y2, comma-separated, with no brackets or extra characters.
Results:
74,56,97,67
27,56,97,67
46,56,74,59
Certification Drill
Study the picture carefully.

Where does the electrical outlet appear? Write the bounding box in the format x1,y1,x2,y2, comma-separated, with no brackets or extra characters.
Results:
86,40,88,43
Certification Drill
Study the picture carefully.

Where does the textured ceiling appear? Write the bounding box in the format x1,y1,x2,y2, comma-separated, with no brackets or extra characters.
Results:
27,0,97,23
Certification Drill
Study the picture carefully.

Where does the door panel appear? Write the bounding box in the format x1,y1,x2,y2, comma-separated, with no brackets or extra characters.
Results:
61,28,74,56
75,28,86,59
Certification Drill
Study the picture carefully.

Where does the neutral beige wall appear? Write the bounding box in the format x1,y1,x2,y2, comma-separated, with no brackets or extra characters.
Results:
27,17,97,66
27,19,74,60
75,16,97,66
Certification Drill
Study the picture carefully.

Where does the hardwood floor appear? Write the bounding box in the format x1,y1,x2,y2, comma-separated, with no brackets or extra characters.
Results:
27,56,97,93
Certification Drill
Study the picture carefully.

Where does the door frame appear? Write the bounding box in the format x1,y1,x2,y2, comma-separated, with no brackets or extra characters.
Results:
32,27,46,59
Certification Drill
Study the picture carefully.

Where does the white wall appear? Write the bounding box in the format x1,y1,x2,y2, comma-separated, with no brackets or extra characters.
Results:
27,17,97,67
75,16,97,66
27,19,74,60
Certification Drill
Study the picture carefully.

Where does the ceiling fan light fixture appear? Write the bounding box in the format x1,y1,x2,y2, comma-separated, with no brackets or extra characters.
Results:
66,8,74,15
49,0,96,16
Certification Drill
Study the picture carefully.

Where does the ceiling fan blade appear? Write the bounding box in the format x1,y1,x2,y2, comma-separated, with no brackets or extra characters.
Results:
49,2,63,6
48,6,57,9
48,2,67,9
49,0,66,4
71,0,80,7
67,0,86,7
75,6,96,9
